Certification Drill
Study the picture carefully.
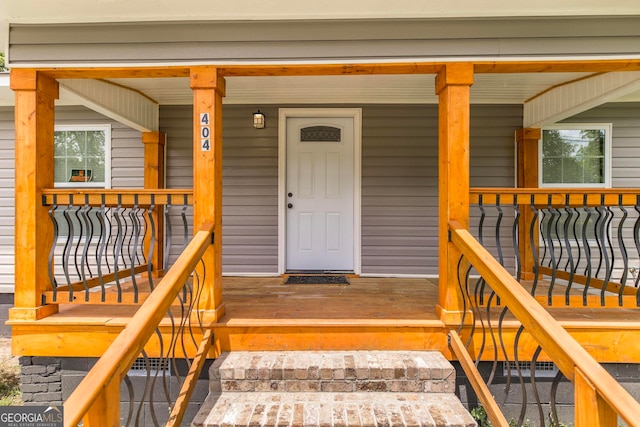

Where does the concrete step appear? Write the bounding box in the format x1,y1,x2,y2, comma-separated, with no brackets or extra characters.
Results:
192,351,476,427
193,391,476,427
209,351,456,394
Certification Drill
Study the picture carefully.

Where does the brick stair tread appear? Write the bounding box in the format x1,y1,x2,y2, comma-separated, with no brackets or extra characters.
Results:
193,391,476,427
212,351,455,383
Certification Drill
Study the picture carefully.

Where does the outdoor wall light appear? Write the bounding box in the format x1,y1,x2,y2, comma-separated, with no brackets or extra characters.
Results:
253,110,266,129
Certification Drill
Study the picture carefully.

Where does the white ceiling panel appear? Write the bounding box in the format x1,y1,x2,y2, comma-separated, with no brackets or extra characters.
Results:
105,73,602,106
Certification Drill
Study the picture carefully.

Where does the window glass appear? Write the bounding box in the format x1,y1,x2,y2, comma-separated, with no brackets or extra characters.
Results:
54,125,111,188
52,125,111,238
540,125,610,187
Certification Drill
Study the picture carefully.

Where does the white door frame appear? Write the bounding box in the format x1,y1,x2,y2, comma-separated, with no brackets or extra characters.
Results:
278,108,362,275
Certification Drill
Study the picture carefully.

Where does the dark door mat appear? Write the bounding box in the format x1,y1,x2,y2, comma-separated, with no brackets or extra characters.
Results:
284,275,350,285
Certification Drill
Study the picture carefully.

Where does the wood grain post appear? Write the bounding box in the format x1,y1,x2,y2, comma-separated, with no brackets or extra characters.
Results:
574,367,617,427
516,128,541,280
435,63,474,325
142,131,166,277
82,376,121,427
9,69,59,321
190,67,225,323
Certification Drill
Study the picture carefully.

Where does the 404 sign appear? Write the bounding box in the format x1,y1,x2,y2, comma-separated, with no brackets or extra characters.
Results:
200,113,211,152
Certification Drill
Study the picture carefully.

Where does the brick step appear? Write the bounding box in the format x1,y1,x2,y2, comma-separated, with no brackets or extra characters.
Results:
192,351,476,427
209,351,456,394
192,391,476,427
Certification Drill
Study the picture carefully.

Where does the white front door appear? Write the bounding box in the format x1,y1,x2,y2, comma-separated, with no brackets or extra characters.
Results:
286,116,355,271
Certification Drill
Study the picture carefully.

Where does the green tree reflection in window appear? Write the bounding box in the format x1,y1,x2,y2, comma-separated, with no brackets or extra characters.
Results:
54,128,107,184
542,127,607,185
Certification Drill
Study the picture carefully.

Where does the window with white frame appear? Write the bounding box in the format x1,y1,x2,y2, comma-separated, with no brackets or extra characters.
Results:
53,125,111,239
539,124,612,241
540,124,611,188
54,124,111,188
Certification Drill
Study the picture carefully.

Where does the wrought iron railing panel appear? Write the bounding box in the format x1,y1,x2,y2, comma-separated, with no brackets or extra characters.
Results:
43,190,193,304
471,190,640,307
121,257,206,427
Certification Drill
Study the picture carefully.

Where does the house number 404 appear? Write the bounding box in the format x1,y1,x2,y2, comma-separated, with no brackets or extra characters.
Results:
200,113,211,152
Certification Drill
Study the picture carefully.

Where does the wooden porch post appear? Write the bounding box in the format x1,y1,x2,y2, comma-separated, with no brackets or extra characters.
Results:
516,128,541,280
190,67,225,322
435,63,474,324
142,131,166,276
9,69,59,321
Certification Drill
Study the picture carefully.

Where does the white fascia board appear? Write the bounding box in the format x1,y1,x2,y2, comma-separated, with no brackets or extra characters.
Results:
59,79,158,132
524,71,640,128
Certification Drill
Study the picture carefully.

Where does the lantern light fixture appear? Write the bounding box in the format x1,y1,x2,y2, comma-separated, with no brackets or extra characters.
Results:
253,110,265,129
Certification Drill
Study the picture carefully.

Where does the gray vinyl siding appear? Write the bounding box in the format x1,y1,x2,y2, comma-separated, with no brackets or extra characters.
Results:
362,105,521,275
161,105,280,274
0,106,143,292
8,17,640,66
162,104,520,276
55,106,145,188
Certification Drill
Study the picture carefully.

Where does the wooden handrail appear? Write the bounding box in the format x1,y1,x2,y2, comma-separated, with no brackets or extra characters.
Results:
449,220,640,426
63,222,214,427
166,329,213,427
42,188,194,206
449,330,509,427
470,187,640,207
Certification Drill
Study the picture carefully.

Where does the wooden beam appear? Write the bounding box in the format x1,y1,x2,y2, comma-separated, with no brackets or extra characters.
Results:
40,67,191,79
190,67,225,322
469,188,640,207
32,59,640,81
41,189,193,206
516,128,540,280
9,69,59,321
474,60,640,74
142,131,166,276
436,63,474,325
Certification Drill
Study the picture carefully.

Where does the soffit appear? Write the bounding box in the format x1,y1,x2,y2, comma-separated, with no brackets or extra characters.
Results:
104,73,601,105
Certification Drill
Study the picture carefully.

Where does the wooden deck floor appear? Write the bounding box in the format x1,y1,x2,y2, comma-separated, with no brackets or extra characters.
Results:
217,277,441,324
8,277,640,363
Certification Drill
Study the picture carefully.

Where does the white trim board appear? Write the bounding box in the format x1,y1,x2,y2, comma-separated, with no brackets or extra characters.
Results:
278,108,362,275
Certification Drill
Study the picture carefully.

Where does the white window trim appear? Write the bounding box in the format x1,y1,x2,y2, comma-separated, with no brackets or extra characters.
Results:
538,123,612,189
53,124,112,189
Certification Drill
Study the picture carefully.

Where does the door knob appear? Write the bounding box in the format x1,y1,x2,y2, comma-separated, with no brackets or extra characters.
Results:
287,203,293,209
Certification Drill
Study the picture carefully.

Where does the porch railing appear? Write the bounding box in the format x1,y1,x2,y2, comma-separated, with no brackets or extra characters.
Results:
42,189,193,305
470,188,640,307
63,222,214,427
449,220,640,427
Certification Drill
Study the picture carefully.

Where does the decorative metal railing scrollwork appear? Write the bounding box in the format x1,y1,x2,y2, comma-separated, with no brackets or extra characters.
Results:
42,189,193,305
470,189,640,308
449,220,640,427
64,222,214,427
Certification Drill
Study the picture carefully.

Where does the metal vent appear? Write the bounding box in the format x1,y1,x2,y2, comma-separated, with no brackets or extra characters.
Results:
300,126,341,142
128,357,170,377
503,361,558,378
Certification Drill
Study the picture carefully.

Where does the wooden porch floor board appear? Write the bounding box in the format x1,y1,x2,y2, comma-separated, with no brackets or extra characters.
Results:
8,277,640,362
